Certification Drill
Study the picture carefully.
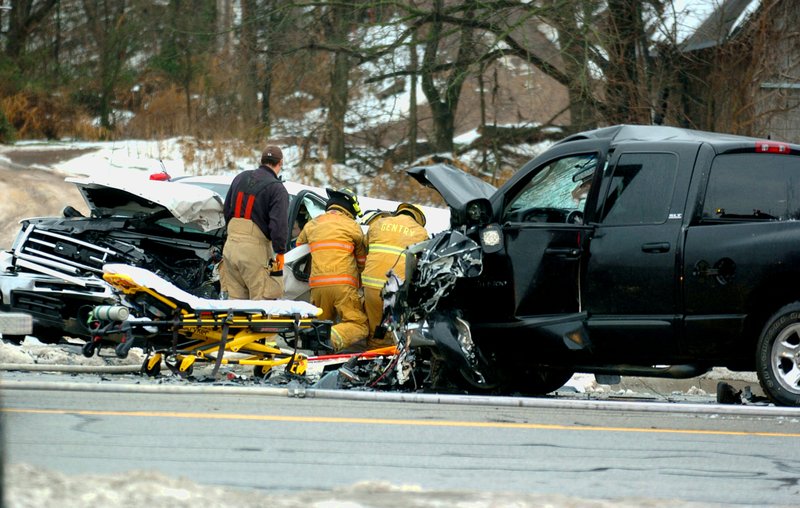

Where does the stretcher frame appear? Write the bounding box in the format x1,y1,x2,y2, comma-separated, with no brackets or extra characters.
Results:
86,265,332,379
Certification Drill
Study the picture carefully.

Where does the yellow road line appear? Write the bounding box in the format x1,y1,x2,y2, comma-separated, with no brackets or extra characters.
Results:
3,407,799,438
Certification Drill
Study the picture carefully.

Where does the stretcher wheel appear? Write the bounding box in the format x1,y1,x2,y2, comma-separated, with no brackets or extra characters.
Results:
144,359,161,377
114,341,129,359
82,342,96,358
253,365,272,378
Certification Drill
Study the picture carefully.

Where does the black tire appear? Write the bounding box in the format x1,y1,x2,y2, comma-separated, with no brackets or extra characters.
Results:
81,342,96,358
32,325,65,345
2,334,26,345
254,365,272,378
512,367,575,396
425,350,499,394
756,302,800,406
143,359,162,377
114,342,129,359
454,365,499,392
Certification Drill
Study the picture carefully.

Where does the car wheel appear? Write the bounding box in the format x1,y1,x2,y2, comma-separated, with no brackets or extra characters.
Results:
756,303,800,406
513,367,574,396
2,334,26,345
32,325,65,344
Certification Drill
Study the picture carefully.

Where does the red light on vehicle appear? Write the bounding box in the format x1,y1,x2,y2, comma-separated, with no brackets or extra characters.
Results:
755,141,791,154
149,171,171,181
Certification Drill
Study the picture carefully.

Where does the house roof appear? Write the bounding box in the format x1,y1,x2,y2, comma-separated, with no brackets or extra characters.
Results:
681,0,758,52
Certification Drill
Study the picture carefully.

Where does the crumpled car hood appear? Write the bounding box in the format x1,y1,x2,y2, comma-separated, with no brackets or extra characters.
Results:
66,174,225,232
406,164,496,224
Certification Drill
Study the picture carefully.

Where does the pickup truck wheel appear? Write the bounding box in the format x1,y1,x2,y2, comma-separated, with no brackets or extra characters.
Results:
513,367,574,396
756,303,800,406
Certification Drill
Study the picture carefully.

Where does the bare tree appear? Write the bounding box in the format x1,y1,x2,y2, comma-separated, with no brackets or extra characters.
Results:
216,0,233,55
4,0,59,59
408,24,418,162
240,0,260,126
542,0,601,130
604,0,652,123
418,0,477,154
79,0,140,132
158,0,217,131
324,1,354,163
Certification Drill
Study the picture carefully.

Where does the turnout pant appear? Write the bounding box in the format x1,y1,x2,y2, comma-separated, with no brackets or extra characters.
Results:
363,286,394,348
221,218,284,300
310,285,368,351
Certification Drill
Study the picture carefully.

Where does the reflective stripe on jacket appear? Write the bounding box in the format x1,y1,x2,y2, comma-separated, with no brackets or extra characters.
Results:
362,213,429,289
296,210,366,288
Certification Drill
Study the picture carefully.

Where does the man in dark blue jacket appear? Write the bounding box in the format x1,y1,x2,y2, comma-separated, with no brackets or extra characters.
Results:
220,145,289,300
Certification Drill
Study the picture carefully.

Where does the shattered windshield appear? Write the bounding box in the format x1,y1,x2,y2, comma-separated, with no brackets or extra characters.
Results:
503,154,597,221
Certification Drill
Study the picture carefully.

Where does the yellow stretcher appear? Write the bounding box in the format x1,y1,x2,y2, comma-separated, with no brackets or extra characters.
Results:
85,263,331,379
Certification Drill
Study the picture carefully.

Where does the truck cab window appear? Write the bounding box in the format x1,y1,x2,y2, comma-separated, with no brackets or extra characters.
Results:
503,154,597,224
600,153,678,225
703,153,800,222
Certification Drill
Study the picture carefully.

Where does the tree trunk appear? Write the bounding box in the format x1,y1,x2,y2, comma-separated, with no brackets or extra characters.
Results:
419,0,474,154
419,0,448,153
5,0,60,59
216,0,233,55
408,28,418,163
606,0,649,124
80,0,132,132
240,0,260,126
547,0,598,130
260,57,273,138
327,3,350,163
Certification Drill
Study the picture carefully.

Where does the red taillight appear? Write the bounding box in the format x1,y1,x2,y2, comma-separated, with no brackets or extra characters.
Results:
755,141,791,154
149,171,171,181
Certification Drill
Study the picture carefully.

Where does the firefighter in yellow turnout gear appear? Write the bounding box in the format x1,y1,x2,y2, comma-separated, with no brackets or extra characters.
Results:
363,203,429,347
296,188,368,351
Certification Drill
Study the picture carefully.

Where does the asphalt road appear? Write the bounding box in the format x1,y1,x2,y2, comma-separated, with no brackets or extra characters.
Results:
2,381,800,506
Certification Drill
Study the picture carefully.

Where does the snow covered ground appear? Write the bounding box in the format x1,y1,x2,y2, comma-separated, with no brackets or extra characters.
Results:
4,461,723,508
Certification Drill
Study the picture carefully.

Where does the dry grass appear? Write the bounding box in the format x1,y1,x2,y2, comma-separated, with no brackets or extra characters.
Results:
179,138,256,175
121,87,190,139
1,92,103,140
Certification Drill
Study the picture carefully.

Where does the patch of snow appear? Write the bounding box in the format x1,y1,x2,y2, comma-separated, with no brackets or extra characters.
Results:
0,336,146,368
0,339,35,364
703,367,758,383
2,463,719,508
684,386,708,396
454,129,481,144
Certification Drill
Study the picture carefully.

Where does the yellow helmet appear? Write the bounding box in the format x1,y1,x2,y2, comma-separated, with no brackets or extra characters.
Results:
361,209,392,225
395,202,426,227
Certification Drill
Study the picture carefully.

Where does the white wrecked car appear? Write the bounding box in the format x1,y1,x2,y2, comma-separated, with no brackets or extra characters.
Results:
0,172,448,342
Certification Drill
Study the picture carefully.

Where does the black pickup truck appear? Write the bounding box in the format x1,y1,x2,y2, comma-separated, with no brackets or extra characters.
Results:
397,124,800,406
